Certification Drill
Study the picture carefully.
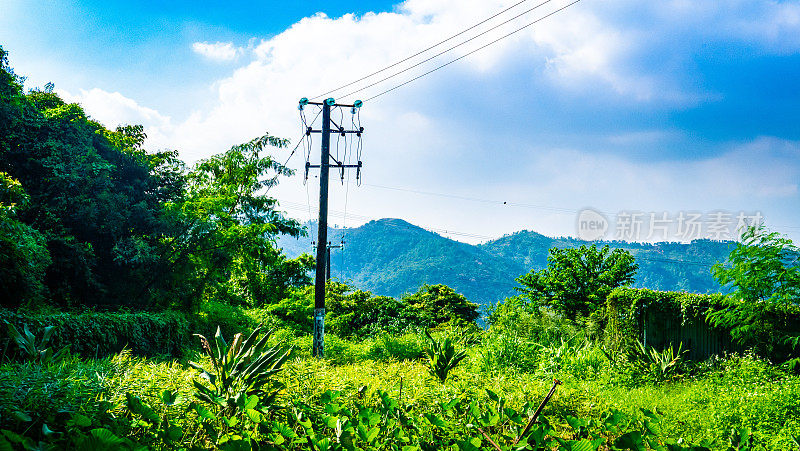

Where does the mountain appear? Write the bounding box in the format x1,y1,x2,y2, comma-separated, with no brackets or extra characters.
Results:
277,219,735,309
278,219,523,305
480,231,735,294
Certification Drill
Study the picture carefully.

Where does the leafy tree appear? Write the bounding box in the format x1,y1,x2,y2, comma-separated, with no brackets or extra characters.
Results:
708,225,800,363
0,173,50,305
400,284,480,328
159,135,304,309
516,244,637,320
0,46,304,309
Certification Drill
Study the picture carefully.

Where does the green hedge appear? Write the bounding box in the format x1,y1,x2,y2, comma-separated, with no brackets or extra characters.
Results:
0,303,288,360
191,301,281,342
0,310,192,358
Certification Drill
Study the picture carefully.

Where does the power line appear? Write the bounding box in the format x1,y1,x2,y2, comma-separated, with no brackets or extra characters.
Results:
360,0,583,102
277,201,727,267
265,108,322,194
314,0,551,100
278,200,496,240
359,181,588,215
331,180,800,237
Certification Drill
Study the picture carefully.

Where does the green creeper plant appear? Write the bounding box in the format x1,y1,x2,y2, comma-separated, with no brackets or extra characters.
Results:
189,325,292,416
708,225,800,365
5,322,69,364
423,330,467,383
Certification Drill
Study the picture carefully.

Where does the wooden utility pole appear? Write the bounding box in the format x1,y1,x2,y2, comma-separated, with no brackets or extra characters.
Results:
299,97,363,358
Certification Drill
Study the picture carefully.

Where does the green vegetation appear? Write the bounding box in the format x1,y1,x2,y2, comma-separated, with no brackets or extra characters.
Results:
708,225,800,366
2,45,800,450
2,315,799,449
0,45,309,310
278,222,736,309
189,326,291,417
423,330,467,383
516,244,638,320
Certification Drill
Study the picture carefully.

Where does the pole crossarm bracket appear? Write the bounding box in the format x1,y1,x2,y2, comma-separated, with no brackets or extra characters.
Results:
304,101,361,108
305,162,362,169
306,129,364,134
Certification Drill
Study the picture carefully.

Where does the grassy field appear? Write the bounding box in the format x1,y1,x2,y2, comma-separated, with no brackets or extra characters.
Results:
2,324,799,450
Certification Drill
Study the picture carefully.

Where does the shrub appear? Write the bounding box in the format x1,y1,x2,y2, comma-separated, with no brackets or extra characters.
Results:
189,326,292,416
477,332,540,373
367,332,427,361
488,296,579,346
0,309,191,358
5,322,69,364
423,330,467,383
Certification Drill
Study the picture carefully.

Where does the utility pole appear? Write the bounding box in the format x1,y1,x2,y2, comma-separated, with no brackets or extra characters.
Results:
311,238,346,281
325,240,345,281
299,97,363,358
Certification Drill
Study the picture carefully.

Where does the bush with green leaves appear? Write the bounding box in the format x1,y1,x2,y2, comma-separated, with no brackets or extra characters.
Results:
5,322,69,364
630,341,687,383
423,330,467,383
0,309,191,358
708,225,800,367
488,296,580,346
189,325,292,416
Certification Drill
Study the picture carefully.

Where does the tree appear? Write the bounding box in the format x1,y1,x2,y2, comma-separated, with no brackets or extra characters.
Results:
0,173,50,305
1,46,305,309
516,244,637,320
159,134,304,309
400,284,480,328
708,225,800,363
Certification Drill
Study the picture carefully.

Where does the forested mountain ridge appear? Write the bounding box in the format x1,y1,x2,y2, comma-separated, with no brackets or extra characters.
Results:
278,218,522,306
480,230,736,295
278,219,735,307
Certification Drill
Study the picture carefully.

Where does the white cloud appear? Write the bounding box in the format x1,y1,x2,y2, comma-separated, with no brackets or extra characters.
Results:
192,41,243,62
54,0,800,242
58,88,174,150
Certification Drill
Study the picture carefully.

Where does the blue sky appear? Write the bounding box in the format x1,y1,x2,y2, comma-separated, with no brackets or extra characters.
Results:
2,0,799,243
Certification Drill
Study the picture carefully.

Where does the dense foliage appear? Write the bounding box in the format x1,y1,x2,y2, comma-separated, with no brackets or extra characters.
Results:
604,288,728,351
516,245,638,320
266,282,480,338
278,223,735,309
708,226,800,366
483,233,735,295
2,315,799,450
0,46,309,310
0,309,191,357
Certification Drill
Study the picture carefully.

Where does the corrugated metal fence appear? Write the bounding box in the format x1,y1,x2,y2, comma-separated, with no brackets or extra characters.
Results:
642,308,741,360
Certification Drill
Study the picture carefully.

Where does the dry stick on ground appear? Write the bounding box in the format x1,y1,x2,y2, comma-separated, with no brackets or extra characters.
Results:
477,427,503,451
513,378,562,445
398,376,403,405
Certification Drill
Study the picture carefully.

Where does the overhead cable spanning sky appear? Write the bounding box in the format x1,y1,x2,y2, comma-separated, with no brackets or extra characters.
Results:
2,0,799,243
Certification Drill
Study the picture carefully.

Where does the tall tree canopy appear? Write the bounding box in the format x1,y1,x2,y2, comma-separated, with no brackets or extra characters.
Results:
0,46,308,310
708,226,800,363
516,244,638,320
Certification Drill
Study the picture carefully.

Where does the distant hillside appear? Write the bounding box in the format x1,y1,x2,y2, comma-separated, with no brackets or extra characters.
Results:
277,219,735,309
278,219,523,306
480,231,735,294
